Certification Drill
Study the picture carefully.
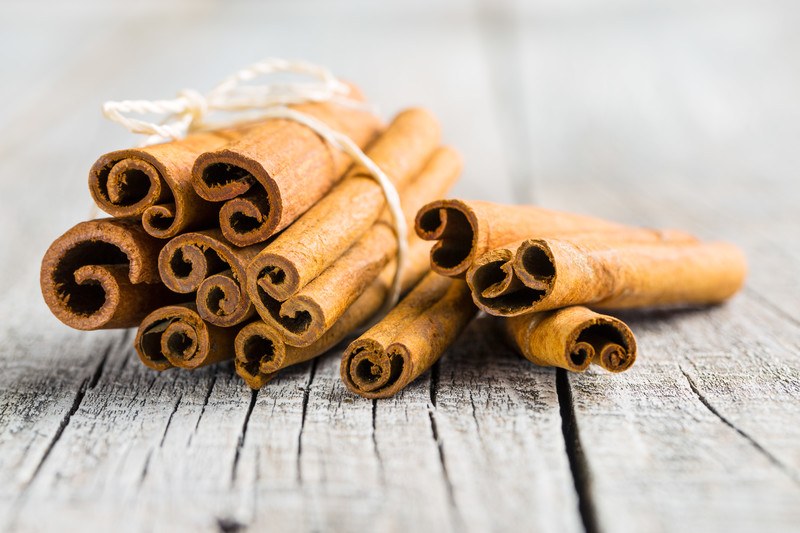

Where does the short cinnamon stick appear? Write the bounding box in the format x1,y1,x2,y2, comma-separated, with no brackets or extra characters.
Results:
135,303,241,370
340,273,478,399
40,218,178,329
246,108,440,302
502,306,637,372
414,200,626,278
158,229,263,327
250,146,461,347
89,128,246,239
192,97,382,246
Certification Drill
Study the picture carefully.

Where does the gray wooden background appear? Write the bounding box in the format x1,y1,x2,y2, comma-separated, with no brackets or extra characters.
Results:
1,1,799,531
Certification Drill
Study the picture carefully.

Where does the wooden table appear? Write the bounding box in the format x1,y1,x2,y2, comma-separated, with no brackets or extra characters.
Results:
1,1,798,531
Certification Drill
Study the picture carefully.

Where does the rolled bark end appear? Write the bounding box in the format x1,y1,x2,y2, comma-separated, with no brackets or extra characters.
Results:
249,254,301,302
341,340,409,398
89,154,164,217
40,219,168,330
192,151,258,201
159,238,222,294
219,193,277,247
142,203,178,238
197,271,253,327
234,321,285,382
415,199,480,277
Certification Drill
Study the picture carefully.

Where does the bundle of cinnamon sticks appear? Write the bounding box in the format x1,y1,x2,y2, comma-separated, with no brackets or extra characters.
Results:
40,85,747,400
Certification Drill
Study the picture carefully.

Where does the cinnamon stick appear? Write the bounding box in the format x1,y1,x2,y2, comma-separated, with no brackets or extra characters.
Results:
414,200,626,278
467,229,698,316
40,218,178,329
340,273,477,399
502,306,637,372
89,128,246,239
490,237,746,315
135,303,241,370
235,238,434,389
157,229,263,327
249,146,461,347
192,98,382,246
246,108,440,302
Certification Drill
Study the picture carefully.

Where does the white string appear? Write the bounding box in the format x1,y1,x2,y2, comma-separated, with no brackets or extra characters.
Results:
102,58,406,318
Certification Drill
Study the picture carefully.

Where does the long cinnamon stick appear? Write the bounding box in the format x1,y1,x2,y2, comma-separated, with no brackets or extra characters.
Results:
503,306,637,372
246,108,440,302
192,98,382,246
250,146,461,347
135,303,241,370
89,128,246,239
414,200,626,278
158,229,263,327
236,238,434,389
467,229,698,316
340,273,477,399
494,237,746,315
40,218,178,329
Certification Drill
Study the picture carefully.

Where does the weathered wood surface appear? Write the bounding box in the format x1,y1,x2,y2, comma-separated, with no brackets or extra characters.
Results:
1,1,799,532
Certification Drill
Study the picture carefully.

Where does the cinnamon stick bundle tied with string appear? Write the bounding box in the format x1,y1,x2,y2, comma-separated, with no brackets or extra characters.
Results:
340,273,477,399
472,235,746,316
40,218,180,329
503,306,637,373
236,237,435,389
158,229,264,327
249,145,462,347
414,200,627,278
192,97,382,246
136,303,244,370
89,128,247,239
246,108,440,303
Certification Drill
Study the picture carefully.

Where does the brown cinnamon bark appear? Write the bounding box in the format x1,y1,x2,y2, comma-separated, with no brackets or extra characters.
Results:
89,128,246,239
40,218,178,329
246,108,440,302
236,238,434,389
467,229,698,316
249,146,461,347
135,303,241,370
340,273,477,399
158,229,264,327
503,306,637,372
490,237,746,315
192,99,382,246
414,200,626,278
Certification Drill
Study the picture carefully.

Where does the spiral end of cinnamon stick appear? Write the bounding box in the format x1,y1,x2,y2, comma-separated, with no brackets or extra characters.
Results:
159,236,222,294
192,151,258,201
136,305,217,370
572,313,636,373
234,322,285,388
89,152,164,218
467,245,548,316
341,340,411,399
248,254,302,302
415,199,479,278
197,271,254,327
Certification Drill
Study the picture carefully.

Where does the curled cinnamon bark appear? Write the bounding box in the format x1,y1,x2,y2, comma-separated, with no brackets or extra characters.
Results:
414,200,624,278
158,229,263,327
250,146,461,347
89,129,244,238
485,237,746,315
192,97,382,246
503,306,637,372
236,238,434,389
467,229,698,316
40,218,178,329
246,108,440,302
341,273,477,399
135,303,241,370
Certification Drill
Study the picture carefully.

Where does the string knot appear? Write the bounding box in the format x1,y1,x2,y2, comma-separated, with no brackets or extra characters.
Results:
177,88,208,124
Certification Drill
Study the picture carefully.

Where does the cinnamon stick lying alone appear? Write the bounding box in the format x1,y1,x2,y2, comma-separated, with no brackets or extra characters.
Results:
89,128,247,239
475,236,746,316
503,306,637,373
250,146,462,347
235,237,435,389
135,303,242,370
414,200,626,278
192,96,382,246
246,107,440,303
40,218,179,329
340,273,478,399
158,228,264,327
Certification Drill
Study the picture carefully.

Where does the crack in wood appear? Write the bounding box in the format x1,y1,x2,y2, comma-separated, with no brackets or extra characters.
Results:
556,369,600,533
371,399,385,484
231,389,258,484
428,361,460,525
680,367,800,487
296,358,318,485
188,373,218,447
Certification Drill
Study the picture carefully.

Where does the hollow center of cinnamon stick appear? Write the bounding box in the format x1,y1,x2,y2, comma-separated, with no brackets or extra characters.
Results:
576,323,628,367
201,162,254,189
109,168,152,206
520,245,556,282
53,242,128,315
243,334,276,366
167,331,195,357
419,208,474,269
